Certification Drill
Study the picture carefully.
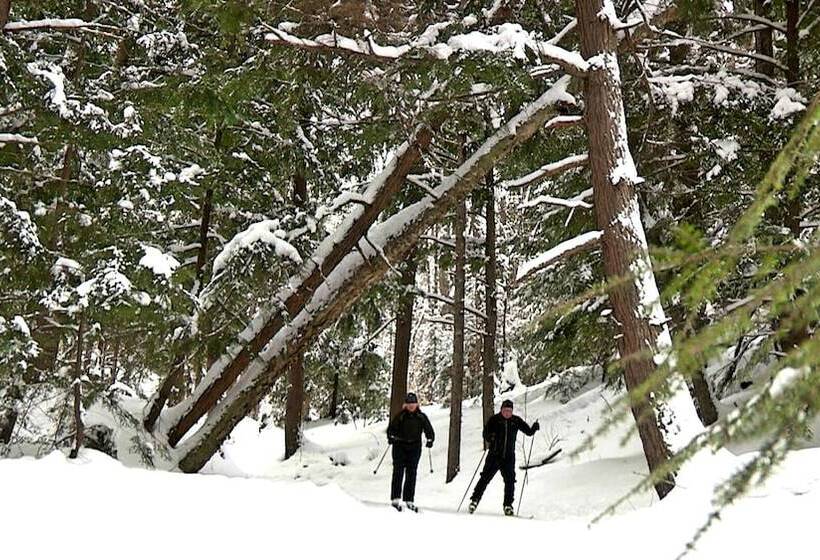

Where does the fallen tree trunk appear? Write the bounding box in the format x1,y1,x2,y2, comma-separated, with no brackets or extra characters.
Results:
175,77,575,472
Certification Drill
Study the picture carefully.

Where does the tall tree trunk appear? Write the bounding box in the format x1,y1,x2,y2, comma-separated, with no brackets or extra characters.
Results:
328,370,340,419
389,256,417,420
482,173,498,426
786,0,800,86
284,173,309,458
69,312,86,459
284,353,304,460
754,0,775,77
447,199,467,483
576,0,700,499
110,337,120,386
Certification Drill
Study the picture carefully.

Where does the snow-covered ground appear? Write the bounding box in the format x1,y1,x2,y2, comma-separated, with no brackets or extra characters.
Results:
3,381,819,559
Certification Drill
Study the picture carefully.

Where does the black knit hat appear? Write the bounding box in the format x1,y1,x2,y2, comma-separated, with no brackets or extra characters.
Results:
501,399,514,409
405,392,419,404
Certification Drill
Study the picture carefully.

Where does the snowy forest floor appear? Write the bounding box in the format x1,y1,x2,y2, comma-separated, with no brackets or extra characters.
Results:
3,381,819,558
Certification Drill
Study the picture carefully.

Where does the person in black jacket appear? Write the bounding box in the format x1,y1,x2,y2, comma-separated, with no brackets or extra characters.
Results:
468,399,539,516
386,392,434,512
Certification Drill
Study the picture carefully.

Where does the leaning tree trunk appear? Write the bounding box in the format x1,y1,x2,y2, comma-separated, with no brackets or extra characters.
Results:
754,0,775,77
163,124,437,447
446,199,467,483
482,173,498,426
173,79,572,472
389,256,417,420
284,172,309,459
576,0,701,499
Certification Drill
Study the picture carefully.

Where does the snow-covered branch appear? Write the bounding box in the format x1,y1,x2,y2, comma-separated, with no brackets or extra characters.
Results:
500,153,588,189
0,133,38,145
3,18,115,33
265,23,590,76
521,192,593,210
515,230,602,282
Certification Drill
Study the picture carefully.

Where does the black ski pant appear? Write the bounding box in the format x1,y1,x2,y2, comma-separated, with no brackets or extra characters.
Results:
391,443,422,502
470,453,516,507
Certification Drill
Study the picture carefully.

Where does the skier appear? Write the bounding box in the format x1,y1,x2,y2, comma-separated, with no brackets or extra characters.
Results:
386,392,434,512
468,399,539,516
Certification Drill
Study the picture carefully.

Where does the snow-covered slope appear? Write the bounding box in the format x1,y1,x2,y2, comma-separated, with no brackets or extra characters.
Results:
2,382,819,559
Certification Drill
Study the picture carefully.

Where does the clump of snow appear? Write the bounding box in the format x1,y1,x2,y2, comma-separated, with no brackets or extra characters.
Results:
770,88,807,121
138,246,180,278
178,163,205,185
118,198,134,211
11,315,30,337
769,367,807,397
213,220,303,274
712,137,740,162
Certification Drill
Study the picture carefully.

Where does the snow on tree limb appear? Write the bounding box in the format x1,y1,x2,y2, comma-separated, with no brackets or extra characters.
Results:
3,18,116,33
521,192,593,210
266,24,590,76
0,133,38,145
175,77,575,471
515,230,602,282
500,153,588,189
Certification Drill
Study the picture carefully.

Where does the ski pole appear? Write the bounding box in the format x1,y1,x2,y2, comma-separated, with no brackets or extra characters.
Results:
373,445,390,475
516,431,536,516
457,449,487,512
428,447,434,473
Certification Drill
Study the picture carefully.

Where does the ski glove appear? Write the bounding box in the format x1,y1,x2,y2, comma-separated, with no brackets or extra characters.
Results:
388,435,396,445
532,421,540,432
425,440,434,448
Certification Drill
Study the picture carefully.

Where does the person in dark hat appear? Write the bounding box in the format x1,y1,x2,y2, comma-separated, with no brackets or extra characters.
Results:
468,399,539,516
386,392,434,512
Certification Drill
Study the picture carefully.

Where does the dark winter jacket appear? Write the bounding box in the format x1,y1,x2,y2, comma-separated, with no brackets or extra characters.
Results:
387,409,435,447
483,413,536,459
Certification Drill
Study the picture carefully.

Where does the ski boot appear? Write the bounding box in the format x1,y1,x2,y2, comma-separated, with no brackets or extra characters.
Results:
504,506,514,517
468,501,478,514
391,499,403,512
405,502,419,513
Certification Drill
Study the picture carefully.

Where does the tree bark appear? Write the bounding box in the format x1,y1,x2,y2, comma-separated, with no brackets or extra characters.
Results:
69,312,86,459
0,1,11,29
284,353,304,460
689,371,719,426
174,80,570,472
754,0,775,77
389,256,417,420
284,173,309,459
576,0,700,499
328,370,340,419
446,198,467,483
785,0,800,86
482,174,498,426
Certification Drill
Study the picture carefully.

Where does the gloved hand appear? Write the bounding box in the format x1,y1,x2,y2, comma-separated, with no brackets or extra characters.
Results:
388,435,396,445
532,421,540,432
426,440,434,448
